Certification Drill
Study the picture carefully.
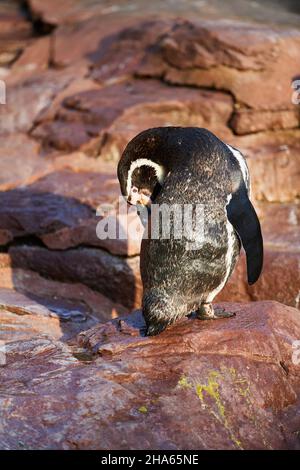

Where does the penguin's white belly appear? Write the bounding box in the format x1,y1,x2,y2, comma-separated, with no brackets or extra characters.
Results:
206,213,237,302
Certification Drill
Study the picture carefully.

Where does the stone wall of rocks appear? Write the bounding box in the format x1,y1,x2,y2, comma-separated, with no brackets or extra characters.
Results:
0,0,299,319
0,0,299,449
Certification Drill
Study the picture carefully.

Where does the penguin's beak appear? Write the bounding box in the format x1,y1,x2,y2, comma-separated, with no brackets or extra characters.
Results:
128,187,151,206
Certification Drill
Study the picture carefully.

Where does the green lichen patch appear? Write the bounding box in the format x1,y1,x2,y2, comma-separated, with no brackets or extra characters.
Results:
178,375,193,389
138,405,148,414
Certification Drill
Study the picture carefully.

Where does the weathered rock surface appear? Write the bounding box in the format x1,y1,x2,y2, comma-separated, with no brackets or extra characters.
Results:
24,0,300,29
11,35,51,75
0,162,142,257
52,16,162,69
230,109,300,135
32,78,233,154
0,157,297,308
0,0,300,451
0,133,44,190
138,19,300,114
0,1,33,66
1,302,300,449
0,66,87,135
7,245,142,311
0,264,126,324
0,286,97,343
25,0,109,26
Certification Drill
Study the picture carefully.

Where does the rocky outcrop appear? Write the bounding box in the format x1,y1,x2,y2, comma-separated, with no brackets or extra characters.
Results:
1,301,300,449
0,1,32,66
137,19,300,124
32,78,233,154
0,0,299,451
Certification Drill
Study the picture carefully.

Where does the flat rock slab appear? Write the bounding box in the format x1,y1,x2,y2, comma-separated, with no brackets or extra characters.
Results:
0,266,127,342
8,245,142,311
0,1,33,66
0,285,96,343
32,78,233,154
138,19,300,112
25,0,300,28
0,133,44,190
0,301,300,449
0,265,127,321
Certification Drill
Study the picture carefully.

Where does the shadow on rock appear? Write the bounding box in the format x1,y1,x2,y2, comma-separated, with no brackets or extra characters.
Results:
0,183,137,342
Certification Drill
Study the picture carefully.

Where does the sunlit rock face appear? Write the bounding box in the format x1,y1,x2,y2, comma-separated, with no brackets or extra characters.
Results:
0,0,299,450
1,301,300,449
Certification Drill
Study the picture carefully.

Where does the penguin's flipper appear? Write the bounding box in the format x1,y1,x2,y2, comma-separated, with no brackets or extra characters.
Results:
226,187,263,285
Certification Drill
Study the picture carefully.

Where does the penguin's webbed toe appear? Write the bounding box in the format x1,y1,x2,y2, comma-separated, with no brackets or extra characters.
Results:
196,303,235,320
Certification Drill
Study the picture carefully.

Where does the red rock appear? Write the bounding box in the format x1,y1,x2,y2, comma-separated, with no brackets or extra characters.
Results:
250,250,300,308
41,209,143,257
0,166,115,234
33,78,233,154
216,253,251,303
31,120,95,152
52,15,144,68
0,165,298,308
89,19,173,83
0,286,97,342
1,301,300,449
218,248,300,309
138,19,300,112
26,0,104,26
7,201,299,313
0,303,64,342
8,245,142,311
0,8,32,39
0,171,95,242
0,133,46,191
36,78,102,123
0,155,142,256
0,60,86,135
256,201,300,249
0,2,33,65
230,108,300,135
11,36,51,76
0,67,86,134
0,229,13,245
0,267,127,325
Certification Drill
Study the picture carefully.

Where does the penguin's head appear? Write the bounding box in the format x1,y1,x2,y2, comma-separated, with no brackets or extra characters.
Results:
118,128,169,206
118,157,166,206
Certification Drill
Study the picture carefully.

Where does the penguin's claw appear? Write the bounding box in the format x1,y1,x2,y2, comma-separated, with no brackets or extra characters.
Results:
196,304,235,320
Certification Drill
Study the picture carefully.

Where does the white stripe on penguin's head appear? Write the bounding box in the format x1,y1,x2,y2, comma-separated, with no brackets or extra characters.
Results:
126,158,165,197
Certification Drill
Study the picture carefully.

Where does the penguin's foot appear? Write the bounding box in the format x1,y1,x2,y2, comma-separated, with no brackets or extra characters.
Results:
145,321,168,336
196,303,235,320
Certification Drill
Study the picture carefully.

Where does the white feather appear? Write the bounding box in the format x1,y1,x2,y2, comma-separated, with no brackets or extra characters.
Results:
206,194,236,302
226,144,250,191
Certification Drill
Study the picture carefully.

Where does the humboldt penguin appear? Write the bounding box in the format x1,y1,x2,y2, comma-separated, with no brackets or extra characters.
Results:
117,127,263,336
